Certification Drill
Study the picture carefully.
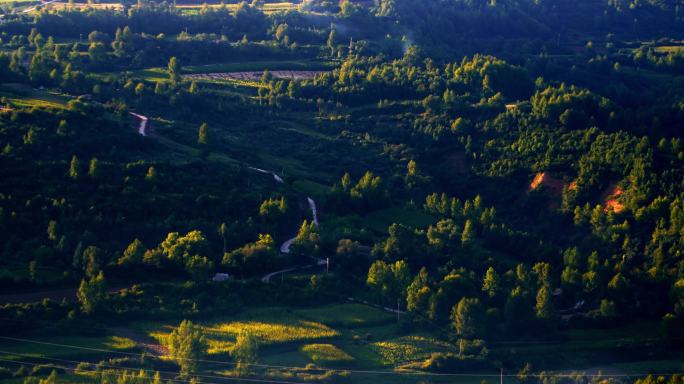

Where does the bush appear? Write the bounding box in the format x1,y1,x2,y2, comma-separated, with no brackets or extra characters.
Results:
30,365,65,376
75,362,94,373
414,352,494,373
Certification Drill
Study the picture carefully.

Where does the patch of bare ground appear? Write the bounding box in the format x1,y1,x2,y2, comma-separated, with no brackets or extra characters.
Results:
112,327,168,357
529,171,571,210
603,183,625,213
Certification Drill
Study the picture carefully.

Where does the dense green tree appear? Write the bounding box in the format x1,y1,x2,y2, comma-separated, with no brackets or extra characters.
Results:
69,155,80,179
223,234,276,274
231,332,259,376
117,239,146,266
88,42,107,64
407,267,431,314
482,267,501,299
290,220,320,259
219,222,229,255
259,196,287,224
168,320,206,377
145,166,157,181
168,56,181,85
367,259,411,304
77,271,106,314
112,26,133,58
405,160,429,189
535,286,552,320
185,255,214,281
47,220,59,242
88,158,100,178
461,220,475,245
198,123,209,146
83,246,102,278
451,297,484,339
326,28,337,56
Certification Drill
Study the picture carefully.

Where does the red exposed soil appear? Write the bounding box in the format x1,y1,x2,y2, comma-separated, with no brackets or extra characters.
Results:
529,172,566,195
528,172,576,210
604,184,625,213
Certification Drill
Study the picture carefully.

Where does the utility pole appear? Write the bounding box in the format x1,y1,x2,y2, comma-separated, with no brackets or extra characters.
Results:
396,298,400,323
500,368,503,384
326,258,329,274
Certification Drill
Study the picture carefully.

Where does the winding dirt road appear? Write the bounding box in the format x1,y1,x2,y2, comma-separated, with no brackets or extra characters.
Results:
129,112,148,136
129,113,322,283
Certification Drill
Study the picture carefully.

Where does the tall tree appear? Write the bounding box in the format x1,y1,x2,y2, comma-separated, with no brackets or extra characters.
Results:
482,267,501,299
326,28,337,56
231,332,259,376
461,219,475,245
406,267,431,313
367,259,411,304
77,271,106,314
69,155,80,179
47,220,58,241
198,122,209,146
290,220,320,259
219,222,229,255
168,56,182,85
87,42,106,64
168,320,206,377
88,157,100,178
535,285,552,320
451,297,484,339
117,239,146,266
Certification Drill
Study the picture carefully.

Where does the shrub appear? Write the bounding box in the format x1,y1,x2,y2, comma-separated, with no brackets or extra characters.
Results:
30,365,65,376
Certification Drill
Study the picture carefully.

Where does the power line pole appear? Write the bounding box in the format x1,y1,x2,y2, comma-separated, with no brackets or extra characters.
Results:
501,368,503,384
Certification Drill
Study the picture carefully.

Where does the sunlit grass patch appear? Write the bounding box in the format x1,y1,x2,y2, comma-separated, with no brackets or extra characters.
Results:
0,84,69,110
371,336,455,365
655,45,684,53
295,303,393,328
300,344,354,366
104,336,137,350
204,318,337,347
147,308,339,355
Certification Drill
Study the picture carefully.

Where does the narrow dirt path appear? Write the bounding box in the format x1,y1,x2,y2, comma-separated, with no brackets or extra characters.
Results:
110,327,168,357
129,112,148,136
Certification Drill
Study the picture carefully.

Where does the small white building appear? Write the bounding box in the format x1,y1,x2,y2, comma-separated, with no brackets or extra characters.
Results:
212,273,230,282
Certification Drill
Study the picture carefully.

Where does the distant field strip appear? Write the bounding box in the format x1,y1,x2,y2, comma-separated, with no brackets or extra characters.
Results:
43,2,124,10
185,70,326,81
21,1,294,13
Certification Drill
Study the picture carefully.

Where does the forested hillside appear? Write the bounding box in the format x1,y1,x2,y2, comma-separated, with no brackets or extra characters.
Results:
0,0,683,383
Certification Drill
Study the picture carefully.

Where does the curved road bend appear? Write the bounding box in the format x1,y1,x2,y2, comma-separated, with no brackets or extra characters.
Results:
129,113,322,283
